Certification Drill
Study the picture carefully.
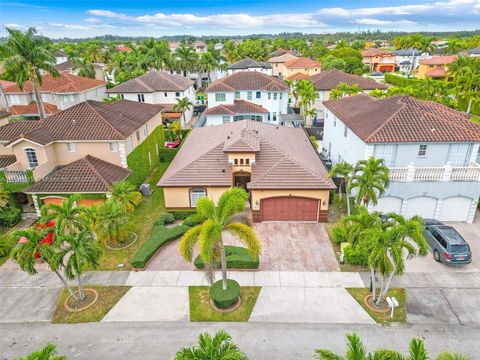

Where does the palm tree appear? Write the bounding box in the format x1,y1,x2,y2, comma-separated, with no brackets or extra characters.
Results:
90,199,133,246
179,188,261,290
0,184,9,210
174,97,194,128
11,228,79,301
168,121,182,141
19,343,66,360
329,83,361,99
0,27,59,119
328,161,353,215
110,180,142,212
198,52,219,84
348,157,390,207
176,45,198,77
56,230,102,301
72,57,96,79
294,80,317,127
448,57,480,114
175,331,248,360
41,195,87,236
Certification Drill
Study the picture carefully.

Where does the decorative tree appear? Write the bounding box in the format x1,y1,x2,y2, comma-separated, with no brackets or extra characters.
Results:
175,331,248,360
348,157,390,207
110,180,142,212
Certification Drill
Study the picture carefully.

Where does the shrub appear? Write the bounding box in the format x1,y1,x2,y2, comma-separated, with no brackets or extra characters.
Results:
209,279,241,309
384,73,420,87
155,212,175,226
170,210,197,220
130,224,190,268
183,213,207,227
0,205,22,227
194,246,259,270
332,225,348,244
343,237,377,266
158,148,179,162
0,236,14,257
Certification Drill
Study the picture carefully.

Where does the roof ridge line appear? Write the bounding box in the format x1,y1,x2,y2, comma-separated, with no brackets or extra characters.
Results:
85,101,128,139
83,156,111,187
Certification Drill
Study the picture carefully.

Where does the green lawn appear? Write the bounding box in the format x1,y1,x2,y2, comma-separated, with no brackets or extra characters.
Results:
95,162,170,270
52,285,130,324
346,287,406,324
472,116,480,124
189,286,261,322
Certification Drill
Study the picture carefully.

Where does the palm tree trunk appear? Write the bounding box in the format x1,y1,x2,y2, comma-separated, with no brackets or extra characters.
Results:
467,97,472,114
220,245,228,291
54,269,79,301
32,81,46,119
377,271,395,305
182,113,186,128
77,271,85,301
0,82,10,112
370,267,376,302
346,181,351,216
376,275,385,306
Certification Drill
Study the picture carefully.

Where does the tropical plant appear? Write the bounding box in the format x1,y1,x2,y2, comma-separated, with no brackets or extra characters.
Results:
309,135,319,150
176,45,198,77
41,195,87,236
175,330,248,360
294,79,317,126
328,161,353,215
448,57,480,114
0,184,9,210
329,83,361,99
348,157,390,207
168,121,182,140
55,230,102,301
174,97,194,128
110,180,142,212
18,343,66,360
72,57,96,79
89,199,133,245
0,27,59,119
179,188,261,290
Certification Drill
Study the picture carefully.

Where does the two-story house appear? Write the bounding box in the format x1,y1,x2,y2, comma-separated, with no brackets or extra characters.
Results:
0,100,164,214
361,49,396,73
226,58,273,76
417,55,457,79
106,71,195,123
268,53,298,77
1,73,106,119
323,94,480,223
393,48,430,73
201,72,289,126
280,57,321,80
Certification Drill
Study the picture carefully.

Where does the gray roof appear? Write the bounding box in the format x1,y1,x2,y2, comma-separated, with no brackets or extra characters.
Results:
468,47,480,55
107,71,194,93
394,48,424,56
227,57,272,70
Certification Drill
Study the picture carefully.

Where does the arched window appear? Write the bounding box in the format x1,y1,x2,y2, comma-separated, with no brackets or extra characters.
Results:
24,148,38,169
189,188,206,207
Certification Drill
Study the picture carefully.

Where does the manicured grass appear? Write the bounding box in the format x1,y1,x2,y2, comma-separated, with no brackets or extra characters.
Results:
346,287,406,324
189,286,261,322
51,285,130,324
95,162,170,270
472,116,480,124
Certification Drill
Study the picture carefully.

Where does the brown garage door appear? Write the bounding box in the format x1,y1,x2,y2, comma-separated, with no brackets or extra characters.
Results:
261,197,319,222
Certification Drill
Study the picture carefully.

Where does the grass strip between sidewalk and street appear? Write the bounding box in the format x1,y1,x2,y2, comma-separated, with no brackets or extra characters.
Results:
189,286,261,322
51,285,130,324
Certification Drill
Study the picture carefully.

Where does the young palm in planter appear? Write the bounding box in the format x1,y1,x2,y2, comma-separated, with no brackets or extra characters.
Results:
179,188,261,309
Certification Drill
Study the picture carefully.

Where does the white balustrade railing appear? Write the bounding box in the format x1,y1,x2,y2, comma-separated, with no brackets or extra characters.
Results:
3,171,29,183
389,168,408,182
413,167,444,181
389,162,480,182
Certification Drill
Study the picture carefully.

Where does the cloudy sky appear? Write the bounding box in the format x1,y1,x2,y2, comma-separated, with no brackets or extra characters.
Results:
1,0,479,38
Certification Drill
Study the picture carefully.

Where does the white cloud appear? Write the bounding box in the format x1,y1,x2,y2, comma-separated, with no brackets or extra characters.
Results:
85,17,101,23
354,18,415,25
48,23,92,30
4,23,26,29
87,10,130,19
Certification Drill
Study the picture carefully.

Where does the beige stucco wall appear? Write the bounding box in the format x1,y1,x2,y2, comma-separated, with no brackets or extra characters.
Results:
0,143,14,156
52,142,122,166
282,66,321,79
125,112,164,155
228,152,256,173
164,186,231,208
250,189,330,211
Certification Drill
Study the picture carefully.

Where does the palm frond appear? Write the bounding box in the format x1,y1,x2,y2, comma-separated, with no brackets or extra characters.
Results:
179,225,202,262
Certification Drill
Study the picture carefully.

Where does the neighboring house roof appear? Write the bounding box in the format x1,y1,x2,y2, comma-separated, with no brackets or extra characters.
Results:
4,101,59,116
54,50,66,57
283,57,320,69
427,68,447,78
158,120,335,190
204,100,269,116
205,71,289,92
419,55,457,65
107,71,194,93
267,53,298,63
309,70,387,91
115,45,132,52
0,80,15,88
227,57,272,70
24,155,130,194
3,73,106,94
55,60,73,72
286,72,310,81
269,49,293,57
394,48,424,56
0,155,16,168
361,49,393,57
0,100,163,145
323,94,480,143
467,47,480,55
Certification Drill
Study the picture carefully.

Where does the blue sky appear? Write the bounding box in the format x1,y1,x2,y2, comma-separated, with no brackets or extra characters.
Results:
1,0,479,38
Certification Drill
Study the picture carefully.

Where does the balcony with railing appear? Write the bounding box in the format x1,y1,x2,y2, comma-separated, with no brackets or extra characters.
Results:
0,169,34,191
389,162,480,182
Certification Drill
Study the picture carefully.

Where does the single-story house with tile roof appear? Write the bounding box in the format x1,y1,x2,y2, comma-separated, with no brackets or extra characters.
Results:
158,120,335,222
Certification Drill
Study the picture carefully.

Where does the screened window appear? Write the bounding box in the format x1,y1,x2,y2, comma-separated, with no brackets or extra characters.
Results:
222,116,230,123
447,143,471,166
240,158,244,165
418,144,428,157
234,159,238,165
127,138,133,151
268,92,271,100
24,148,38,169
175,92,180,97
190,189,206,207
273,112,277,121
137,94,145,102
136,131,141,141
215,93,226,102
374,144,397,167
245,158,250,165
66,143,75,152
247,91,252,100
235,92,240,99
273,93,278,100
143,124,148,137
344,125,348,137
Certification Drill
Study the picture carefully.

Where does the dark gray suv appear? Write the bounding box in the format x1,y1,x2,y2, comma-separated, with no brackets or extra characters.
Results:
424,221,472,265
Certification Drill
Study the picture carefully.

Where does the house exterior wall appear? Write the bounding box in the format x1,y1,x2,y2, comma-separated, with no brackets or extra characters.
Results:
417,63,451,79
163,186,231,209
52,142,123,166
395,53,430,72
281,66,321,79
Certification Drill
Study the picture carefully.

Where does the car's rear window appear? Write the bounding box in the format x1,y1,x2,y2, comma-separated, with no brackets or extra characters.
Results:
439,227,465,244
449,244,470,253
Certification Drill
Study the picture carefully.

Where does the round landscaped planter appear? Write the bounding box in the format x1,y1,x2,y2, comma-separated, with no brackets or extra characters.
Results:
363,294,390,313
210,296,242,313
209,279,241,310
64,288,99,312
105,232,138,250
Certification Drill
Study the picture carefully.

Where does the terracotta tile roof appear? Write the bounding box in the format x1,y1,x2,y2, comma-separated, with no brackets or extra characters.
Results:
158,120,335,190
286,72,310,81
283,57,321,69
107,71,194,93
0,100,163,145
427,68,447,78
205,72,289,93
268,53,298,63
4,73,106,94
55,60,73,72
419,55,457,65
227,57,272,70
24,155,130,194
4,101,59,116
0,80,15,88
323,94,480,143
204,100,268,116
0,155,16,168
309,70,387,91
115,45,132,52
163,112,182,119
361,49,393,57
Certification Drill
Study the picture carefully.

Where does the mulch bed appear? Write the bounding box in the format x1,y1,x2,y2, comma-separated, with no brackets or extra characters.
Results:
64,289,99,312
105,232,137,250
364,293,391,313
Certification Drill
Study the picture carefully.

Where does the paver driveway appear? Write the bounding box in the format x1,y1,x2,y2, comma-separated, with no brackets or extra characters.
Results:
146,222,339,272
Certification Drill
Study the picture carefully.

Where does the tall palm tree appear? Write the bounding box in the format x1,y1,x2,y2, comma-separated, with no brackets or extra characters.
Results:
56,230,102,301
176,45,198,77
329,83,361,99
110,180,142,212
448,57,480,114
90,199,132,246
294,80,317,127
41,195,87,236
19,343,66,360
328,161,353,215
0,27,59,119
174,97,194,128
175,331,248,360
348,157,390,207
72,57,96,79
0,184,9,210
198,52,219,84
179,188,261,290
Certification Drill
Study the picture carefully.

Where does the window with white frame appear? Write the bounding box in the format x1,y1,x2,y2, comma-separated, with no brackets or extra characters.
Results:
190,188,206,207
109,143,118,152
256,91,261,99
235,91,240,99
215,93,226,102
137,94,145,102
143,124,148,136
164,92,168,97
273,112,277,121
247,91,252,100
273,93,278,100
222,116,230,123
66,143,75,152
344,125,348,137
280,92,283,99
447,143,471,166
24,148,38,168
175,92,180,97
136,131,141,142
127,138,133,151
417,144,428,157
268,92,271,100
374,144,397,167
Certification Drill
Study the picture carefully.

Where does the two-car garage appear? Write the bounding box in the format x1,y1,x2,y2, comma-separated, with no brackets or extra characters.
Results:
261,197,320,222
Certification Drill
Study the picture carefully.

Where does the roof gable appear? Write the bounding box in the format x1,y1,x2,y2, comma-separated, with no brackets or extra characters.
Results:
107,71,194,93
310,70,387,91
4,73,105,94
205,72,289,93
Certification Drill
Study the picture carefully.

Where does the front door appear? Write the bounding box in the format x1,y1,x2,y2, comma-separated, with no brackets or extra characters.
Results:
234,175,250,192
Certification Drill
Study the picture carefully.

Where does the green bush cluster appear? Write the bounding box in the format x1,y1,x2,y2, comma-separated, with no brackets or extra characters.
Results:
183,213,207,227
170,210,197,220
332,226,348,244
158,148,179,162
0,205,22,227
130,224,190,268
193,246,259,270
0,235,14,257
0,170,34,193
154,212,175,226
384,73,420,87
164,129,190,142
343,237,373,265
127,126,166,186
209,279,241,309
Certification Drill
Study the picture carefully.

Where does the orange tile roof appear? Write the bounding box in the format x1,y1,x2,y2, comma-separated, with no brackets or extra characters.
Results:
286,72,310,81
284,57,321,69
361,49,393,57
6,101,59,116
419,55,457,65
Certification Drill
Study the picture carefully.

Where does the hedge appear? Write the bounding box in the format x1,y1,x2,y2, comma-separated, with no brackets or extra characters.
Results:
209,279,240,309
130,224,190,269
0,170,34,193
164,129,190,142
127,126,166,186
154,212,175,226
170,210,197,220
194,246,259,270
183,213,207,227
384,73,420,87
0,205,22,227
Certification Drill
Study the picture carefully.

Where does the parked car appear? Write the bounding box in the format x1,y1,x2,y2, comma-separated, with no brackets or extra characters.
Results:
424,221,472,265
165,140,181,148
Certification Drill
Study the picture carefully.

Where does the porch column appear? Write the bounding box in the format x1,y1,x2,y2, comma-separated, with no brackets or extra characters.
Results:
32,195,41,217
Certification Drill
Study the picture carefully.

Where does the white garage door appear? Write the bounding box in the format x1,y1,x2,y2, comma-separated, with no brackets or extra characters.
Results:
439,197,472,222
406,197,437,219
373,197,403,214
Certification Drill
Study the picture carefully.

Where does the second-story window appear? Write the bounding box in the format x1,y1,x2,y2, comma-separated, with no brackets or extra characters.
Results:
24,148,38,169
235,92,240,99
418,144,428,157
344,125,348,137
67,142,75,152
246,158,250,165
256,91,261,99
247,91,252,100
136,131,141,142
164,92,168,97
137,94,145,102
143,124,148,136
215,93,226,102
175,92,180,97
273,93,278,100
127,138,133,151
109,143,118,152
268,92,271,100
